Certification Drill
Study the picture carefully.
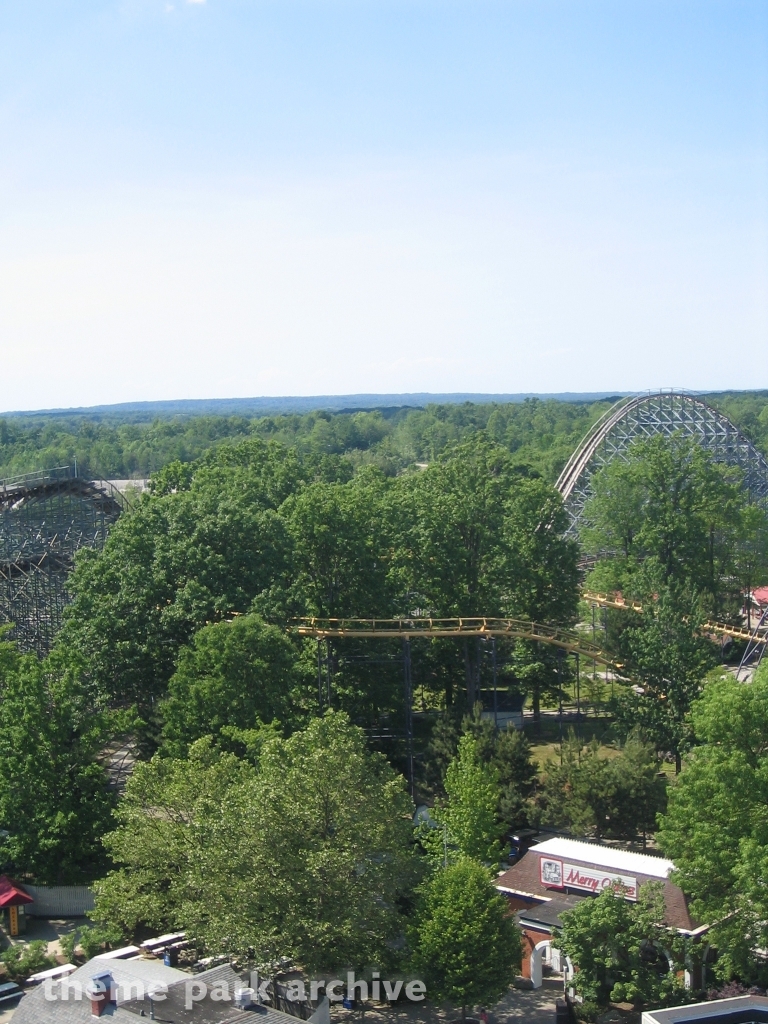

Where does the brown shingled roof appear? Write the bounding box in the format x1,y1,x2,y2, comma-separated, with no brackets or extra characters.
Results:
495,847,702,933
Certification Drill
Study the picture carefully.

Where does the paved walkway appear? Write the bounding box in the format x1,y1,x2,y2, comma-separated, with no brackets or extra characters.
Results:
0,969,565,1024
0,1001,19,1023
496,979,562,1023
332,977,563,1024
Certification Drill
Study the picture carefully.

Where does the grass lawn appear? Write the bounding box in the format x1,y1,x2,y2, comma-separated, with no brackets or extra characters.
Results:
523,714,620,768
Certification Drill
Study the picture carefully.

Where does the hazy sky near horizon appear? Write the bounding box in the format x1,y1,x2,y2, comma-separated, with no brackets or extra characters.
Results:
1,1,767,410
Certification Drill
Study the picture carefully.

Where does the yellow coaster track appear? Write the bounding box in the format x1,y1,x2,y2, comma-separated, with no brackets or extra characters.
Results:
581,591,767,646
294,616,622,669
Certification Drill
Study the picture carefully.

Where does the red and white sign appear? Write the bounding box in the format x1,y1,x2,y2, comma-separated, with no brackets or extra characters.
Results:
540,857,564,888
540,856,637,901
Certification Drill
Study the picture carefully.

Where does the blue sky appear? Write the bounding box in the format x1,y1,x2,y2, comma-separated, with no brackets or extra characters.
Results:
1,1,766,408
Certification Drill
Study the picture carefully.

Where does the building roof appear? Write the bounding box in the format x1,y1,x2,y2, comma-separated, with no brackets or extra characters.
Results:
495,840,699,933
529,838,674,880
0,875,33,907
642,994,768,1023
10,955,188,1024
12,956,314,1024
120,963,284,1023
752,586,768,607
516,896,582,931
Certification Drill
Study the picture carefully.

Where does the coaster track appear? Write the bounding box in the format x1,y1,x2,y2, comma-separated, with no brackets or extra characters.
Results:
294,616,623,670
581,590,768,679
557,390,768,538
582,589,768,642
294,597,768,682
0,466,128,654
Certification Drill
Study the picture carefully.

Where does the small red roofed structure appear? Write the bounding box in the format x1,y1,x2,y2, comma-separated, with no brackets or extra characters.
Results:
0,875,33,936
0,876,33,907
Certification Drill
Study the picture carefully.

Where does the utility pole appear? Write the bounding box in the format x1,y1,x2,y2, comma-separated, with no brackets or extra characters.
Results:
326,638,332,708
557,648,564,760
317,639,323,712
492,637,498,730
403,638,414,800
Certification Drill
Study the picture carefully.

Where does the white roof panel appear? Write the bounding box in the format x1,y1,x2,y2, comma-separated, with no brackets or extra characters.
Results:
530,838,673,879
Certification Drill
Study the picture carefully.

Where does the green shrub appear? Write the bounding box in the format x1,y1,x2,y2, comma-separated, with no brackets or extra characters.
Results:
76,924,123,961
1,940,56,982
58,931,78,963
575,1001,603,1023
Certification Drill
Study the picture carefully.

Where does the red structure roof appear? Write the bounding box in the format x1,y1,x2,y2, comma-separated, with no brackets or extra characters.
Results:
495,839,701,933
752,586,768,608
0,875,33,907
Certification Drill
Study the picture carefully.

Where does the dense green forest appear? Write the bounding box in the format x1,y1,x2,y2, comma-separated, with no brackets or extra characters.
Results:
1,391,766,485
0,399,610,482
2,394,768,1009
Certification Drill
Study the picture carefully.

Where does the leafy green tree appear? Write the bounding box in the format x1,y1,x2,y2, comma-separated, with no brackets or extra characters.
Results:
556,882,686,1007
0,641,115,884
581,459,645,560
396,434,578,708
423,706,537,830
94,713,417,972
59,929,79,964
277,474,408,724
735,504,768,629
657,663,768,981
187,711,417,972
535,730,666,843
612,582,715,772
583,434,744,612
93,738,253,935
60,466,291,719
75,924,124,961
509,639,570,725
410,859,521,1019
459,706,537,830
281,473,393,618
403,434,577,622
425,735,504,865
159,613,302,757
58,438,350,724
500,473,581,624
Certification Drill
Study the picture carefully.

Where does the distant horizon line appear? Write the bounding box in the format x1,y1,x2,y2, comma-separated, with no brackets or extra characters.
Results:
2,388,763,421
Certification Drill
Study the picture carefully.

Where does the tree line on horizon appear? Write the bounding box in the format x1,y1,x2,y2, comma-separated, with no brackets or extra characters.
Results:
1,390,766,484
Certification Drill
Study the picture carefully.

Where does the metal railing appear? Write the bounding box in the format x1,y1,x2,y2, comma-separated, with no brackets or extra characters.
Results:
293,616,622,668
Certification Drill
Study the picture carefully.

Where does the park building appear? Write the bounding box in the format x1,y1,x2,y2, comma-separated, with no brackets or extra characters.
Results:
642,994,768,1022
10,952,332,1024
495,837,710,990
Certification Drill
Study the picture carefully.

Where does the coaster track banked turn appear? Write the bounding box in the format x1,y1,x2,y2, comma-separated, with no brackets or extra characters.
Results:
294,616,622,670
